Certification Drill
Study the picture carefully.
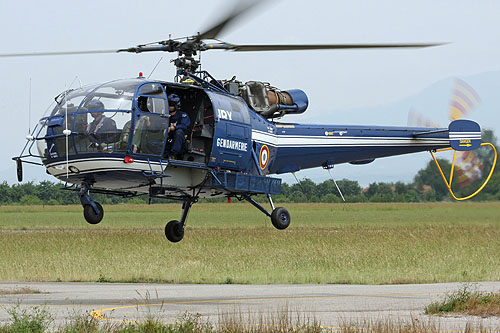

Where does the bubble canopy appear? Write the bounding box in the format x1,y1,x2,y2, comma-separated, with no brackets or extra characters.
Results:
46,79,147,117
36,79,170,159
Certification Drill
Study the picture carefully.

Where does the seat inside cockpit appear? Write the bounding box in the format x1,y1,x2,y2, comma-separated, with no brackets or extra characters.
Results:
162,85,215,163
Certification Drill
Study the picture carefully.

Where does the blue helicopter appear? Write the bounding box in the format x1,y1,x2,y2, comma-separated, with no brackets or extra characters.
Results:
10,2,496,242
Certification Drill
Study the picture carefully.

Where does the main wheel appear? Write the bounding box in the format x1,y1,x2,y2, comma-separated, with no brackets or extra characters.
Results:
271,207,291,230
165,220,184,243
83,202,104,225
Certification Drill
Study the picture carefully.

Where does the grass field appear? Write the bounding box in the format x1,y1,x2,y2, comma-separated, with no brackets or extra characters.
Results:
0,202,499,284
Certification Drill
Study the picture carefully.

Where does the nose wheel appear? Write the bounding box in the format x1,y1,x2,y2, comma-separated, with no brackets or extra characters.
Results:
78,181,104,225
83,202,104,224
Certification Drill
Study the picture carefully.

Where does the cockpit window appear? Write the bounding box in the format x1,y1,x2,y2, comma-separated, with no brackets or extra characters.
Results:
49,79,143,116
137,96,167,114
48,84,99,117
139,83,164,97
137,83,167,115
82,80,138,111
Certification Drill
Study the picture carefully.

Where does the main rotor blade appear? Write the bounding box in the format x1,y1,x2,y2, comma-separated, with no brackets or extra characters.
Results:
198,0,265,40
226,43,446,52
0,49,119,58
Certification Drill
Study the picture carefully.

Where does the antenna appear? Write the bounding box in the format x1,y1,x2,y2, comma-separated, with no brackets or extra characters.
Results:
147,57,164,79
62,86,71,179
198,46,202,72
65,88,69,179
68,76,79,88
28,78,32,134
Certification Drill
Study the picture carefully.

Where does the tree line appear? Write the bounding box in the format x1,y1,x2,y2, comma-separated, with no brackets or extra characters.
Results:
2,159,497,205
2,131,498,205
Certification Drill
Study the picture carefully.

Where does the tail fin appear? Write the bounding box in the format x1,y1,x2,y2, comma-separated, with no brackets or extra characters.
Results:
448,119,481,151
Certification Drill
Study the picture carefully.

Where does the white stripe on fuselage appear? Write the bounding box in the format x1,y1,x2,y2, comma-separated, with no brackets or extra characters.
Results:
252,130,449,147
46,157,171,178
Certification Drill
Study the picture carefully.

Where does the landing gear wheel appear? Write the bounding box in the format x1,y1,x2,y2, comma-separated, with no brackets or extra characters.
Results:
165,220,184,243
83,202,104,225
271,207,291,230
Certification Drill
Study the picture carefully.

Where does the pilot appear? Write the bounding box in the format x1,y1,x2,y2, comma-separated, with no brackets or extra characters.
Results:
86,99,117,145
166,93,190,158
137,96,149,112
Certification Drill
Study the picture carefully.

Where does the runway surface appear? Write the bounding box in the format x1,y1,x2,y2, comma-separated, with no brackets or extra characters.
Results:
1,282,500,331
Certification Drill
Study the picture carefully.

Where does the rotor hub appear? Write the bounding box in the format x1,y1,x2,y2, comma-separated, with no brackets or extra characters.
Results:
172,56,200,73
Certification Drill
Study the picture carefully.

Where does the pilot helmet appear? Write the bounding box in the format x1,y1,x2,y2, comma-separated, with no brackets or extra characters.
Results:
168,93,181,111
87,99,105,111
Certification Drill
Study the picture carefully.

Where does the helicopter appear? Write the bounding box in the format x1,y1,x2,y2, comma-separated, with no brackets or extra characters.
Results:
9,1,497,242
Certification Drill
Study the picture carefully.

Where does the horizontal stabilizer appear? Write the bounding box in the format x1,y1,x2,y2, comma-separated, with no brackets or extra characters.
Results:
448,119,481,151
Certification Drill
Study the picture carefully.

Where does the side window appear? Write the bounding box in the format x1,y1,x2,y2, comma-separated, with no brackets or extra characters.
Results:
133,83,168,155
138,96,166,115
131,115,167,155
137,83,167,115
139,83,164,97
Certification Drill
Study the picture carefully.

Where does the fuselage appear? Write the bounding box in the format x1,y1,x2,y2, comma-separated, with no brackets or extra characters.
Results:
20,78,454,198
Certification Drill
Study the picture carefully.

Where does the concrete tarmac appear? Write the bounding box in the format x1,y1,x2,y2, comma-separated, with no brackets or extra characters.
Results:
1,282,500,331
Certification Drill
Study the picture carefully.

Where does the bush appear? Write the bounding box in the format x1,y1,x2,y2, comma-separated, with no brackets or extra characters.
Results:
1,306,52,333
19,195,43,206
321,193,341,203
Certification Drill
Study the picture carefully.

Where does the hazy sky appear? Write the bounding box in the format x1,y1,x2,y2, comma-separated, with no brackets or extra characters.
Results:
1,0,499,185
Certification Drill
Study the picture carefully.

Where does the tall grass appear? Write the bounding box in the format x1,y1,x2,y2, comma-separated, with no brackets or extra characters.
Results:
425,284,500,316
2,202,500,229
1,202,499,284
338,316,493,332
0,306,322,332
0,306,52,333
1,306,495,332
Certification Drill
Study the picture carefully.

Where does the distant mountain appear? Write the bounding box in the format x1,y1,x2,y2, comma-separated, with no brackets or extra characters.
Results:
297,70,500,132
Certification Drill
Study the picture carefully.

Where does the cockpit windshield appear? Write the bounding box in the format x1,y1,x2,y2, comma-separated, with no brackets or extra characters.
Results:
46,83,99,117
49,79,142,116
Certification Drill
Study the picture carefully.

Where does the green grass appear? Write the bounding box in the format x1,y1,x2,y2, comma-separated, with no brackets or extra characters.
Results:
1,202,500,284
425,284,500,316
0,306,52,333
2,202,500,229
0,306,322,332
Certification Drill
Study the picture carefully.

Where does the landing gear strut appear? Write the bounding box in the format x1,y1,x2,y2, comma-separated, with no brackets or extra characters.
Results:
164,197,194,243
162,193,288,243
78,182,104,225
244,194,291,230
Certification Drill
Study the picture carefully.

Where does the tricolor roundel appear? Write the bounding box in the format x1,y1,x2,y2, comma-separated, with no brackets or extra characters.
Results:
259,145,270,170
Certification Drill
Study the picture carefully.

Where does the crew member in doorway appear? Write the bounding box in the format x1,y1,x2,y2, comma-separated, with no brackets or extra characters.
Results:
86,99,117,146
166,93,190,158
